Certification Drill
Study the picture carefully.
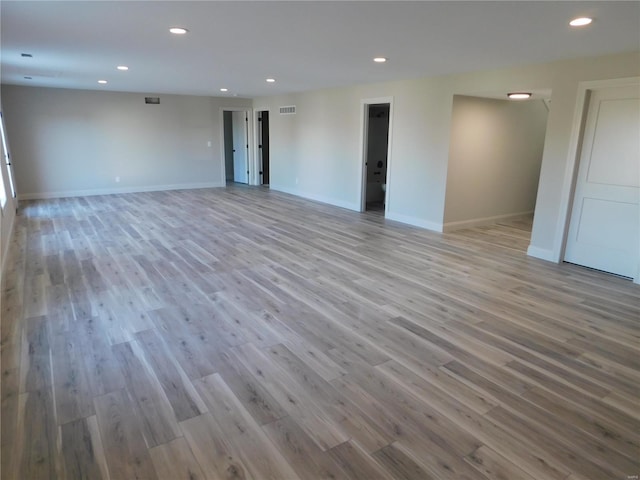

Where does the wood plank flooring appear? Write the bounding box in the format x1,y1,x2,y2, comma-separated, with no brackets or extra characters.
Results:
2,186,639,480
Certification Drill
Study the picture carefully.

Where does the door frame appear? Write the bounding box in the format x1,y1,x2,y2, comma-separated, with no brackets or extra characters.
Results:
554,76,640,284
253,110,270,186
359,96,394,213
220,107,254,185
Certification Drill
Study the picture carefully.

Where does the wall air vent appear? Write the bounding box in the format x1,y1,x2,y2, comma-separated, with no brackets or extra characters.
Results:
279,105,296,115
145,97,160,104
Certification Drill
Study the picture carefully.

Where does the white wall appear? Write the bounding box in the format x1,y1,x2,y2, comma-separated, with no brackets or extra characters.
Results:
255,88,364,210
1,86,251,199
253,51,640,260
443,95,548,229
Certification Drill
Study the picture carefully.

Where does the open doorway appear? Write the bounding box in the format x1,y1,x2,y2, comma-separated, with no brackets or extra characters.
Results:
442,93,550,250
222,110,250,184
257,111,270,186
361,101,392,212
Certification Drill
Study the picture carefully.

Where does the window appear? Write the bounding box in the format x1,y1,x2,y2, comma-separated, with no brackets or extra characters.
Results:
0,111,15,207
0,162,5,209
0,135,6,208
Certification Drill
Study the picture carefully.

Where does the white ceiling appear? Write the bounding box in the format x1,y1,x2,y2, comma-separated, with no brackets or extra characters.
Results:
2,1,639,98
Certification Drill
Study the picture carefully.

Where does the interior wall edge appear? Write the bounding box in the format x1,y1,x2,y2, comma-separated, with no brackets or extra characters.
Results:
526,244,558,263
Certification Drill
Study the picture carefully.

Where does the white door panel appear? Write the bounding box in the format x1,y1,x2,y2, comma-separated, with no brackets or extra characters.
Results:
565,84,640,278
577,197,637,250
586,98,640,187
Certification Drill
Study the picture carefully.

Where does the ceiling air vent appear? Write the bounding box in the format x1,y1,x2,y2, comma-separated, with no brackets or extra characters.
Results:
279,105,296,115
145,97,160,104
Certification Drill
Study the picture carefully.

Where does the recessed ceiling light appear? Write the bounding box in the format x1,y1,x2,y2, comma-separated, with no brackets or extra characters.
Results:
569,17,593,27
220,88,228,92
266,78,276,83
169,27,188,35
507,92,532,100
98,80,108,84
117,65,129,71
373,57,387,63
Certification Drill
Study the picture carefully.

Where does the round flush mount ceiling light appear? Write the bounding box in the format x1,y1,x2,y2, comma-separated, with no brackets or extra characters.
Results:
266,78,276,83
373,57,387,63
117,65,129,71
569,17,593,27
98,80,108,84
507,92,532,100
169,27,189,34
220,88,228,92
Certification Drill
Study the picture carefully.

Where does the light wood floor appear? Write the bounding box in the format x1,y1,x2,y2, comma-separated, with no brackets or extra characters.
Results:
2,186,639,480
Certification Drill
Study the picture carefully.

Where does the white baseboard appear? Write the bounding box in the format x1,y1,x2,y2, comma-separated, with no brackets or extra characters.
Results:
442,211,533,232
384,211,443,232
527,245,558,263
17,182,225,200
270,185,360,211
269,185,444,232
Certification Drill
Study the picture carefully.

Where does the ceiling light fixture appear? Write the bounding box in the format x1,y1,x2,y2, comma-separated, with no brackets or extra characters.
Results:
373,57,387,63
21,53,33,58
220,88,228,92
117,65,129,71
98,80,108,84
266,78,276,83
169,27,188,35
24,76,32,80
507,92,532,100
569,17,593,27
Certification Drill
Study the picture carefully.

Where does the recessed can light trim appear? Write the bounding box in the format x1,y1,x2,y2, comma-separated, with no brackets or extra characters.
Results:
98,80,108,84
266,78,276,83
569,17,593,27
220,88,229,92
169,27,189,34
373,57,387,63
117,65,129,71
507,92,532,100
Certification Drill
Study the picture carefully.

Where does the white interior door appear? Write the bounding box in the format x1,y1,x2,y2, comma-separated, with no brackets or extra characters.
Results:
564,84,640,279
232,111,248,184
